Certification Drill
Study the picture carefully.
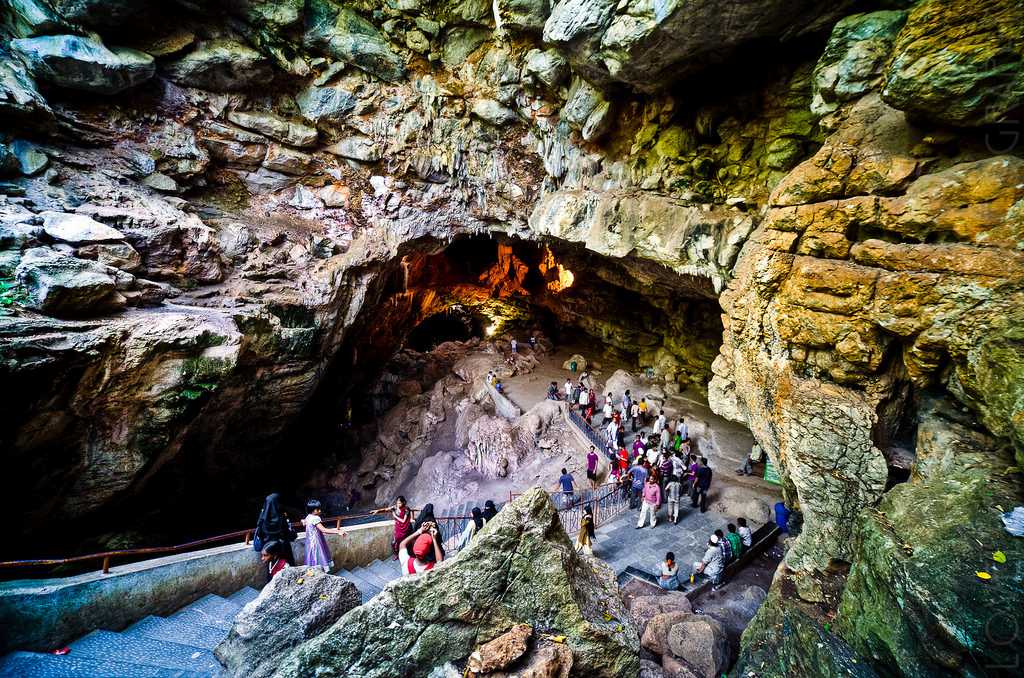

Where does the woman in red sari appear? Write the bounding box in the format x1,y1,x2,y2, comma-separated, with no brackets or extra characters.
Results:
391,496,413,560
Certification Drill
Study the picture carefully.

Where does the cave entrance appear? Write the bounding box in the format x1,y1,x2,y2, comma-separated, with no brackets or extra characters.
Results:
405,308,487,351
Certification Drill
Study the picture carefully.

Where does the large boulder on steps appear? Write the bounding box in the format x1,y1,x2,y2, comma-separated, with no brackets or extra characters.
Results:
641,610,694,657
274,488,639,677
629,592,692,638
214,566,361,678
667,614,731,678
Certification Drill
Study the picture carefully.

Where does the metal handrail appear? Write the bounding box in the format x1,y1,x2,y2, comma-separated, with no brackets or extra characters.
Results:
0,508,396,575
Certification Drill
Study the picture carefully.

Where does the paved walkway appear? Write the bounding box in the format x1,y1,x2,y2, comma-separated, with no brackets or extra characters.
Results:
591,500,734,579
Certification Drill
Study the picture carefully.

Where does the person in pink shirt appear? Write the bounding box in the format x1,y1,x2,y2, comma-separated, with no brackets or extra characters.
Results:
636,476,662,529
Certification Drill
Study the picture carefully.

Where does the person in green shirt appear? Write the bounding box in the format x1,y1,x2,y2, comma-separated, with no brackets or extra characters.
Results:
726,523,743,559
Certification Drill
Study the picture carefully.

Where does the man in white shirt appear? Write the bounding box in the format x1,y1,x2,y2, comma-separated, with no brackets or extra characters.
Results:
653,410,667,435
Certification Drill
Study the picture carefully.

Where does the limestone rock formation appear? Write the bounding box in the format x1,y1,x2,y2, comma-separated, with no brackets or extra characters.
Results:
11,34,154,94
273,488,639,677
214,566,361,678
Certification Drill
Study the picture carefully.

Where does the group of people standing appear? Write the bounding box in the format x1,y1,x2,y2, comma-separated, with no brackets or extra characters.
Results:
387,497,500,575
253,493,346,580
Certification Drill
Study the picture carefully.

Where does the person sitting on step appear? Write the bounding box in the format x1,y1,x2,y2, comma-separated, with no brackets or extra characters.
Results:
658,551,680,590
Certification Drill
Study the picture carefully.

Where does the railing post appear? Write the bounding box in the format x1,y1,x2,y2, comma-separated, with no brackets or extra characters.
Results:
244,530,251,545
102,556,110,574
336,518,342,529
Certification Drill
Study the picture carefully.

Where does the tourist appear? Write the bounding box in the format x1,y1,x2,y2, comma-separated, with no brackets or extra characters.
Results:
529,336,537,348
670,451,686,479
658,552,679,590
578,385,589,415
676,417,688,442
736,443,764,476
617,469,631,502
482,499,498,522
260,540,289,581
510,338,518,354
653,410,667,435
413,502,437,532
686,454,699,493
638,397,648,426
628,460,648,509
586,445,600,489
691,457,713,513
630,400,640,432
564,378,573,400
617,447,630,477
556,467,576,508
665,474,682,524
579,370,590,389
588,387,596,412
391,496,413,560
616,423,626,448
632,434,645,457
659,425,670,452
775,502,791,533
494,379,503,394
399,523,444,575
716,528,734,563
726,523,743,559
622,389,632,413
254,493,296,565
456,507,485,550
658,453,673,496
606,417,618,445
738,517,752,548
576,506,595,555
602,398,613,424
486,370,495,385
547,381,559,400
636,475,662,529
303,499,345,572
689,535,724,590
645,442,659,466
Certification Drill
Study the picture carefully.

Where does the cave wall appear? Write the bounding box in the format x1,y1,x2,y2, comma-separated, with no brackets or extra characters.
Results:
0,0,1022,671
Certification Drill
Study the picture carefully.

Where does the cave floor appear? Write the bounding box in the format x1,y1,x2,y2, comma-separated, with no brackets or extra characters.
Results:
500,342,778,498
592,498,750,580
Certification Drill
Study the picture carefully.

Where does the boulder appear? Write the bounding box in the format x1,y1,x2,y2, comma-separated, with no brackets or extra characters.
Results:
641,610,694,657
11,34,154,94
303,1,406,82
296,83,357,124
163,39,274,92
881,0,1024,126
76,242,142,272
666,614,731,678
639,659,665,678
263,144,317,175
325,135,380,162
226,111,318,148
41,212,126,244
561,353,587,372
629,593,692,638
215,567,361,678
273,488,639,677
495,0,551,33
522,48,569,90
9,140,48,175
471,98,518,126
0,144,20,178
441,27,490,69
490,638,573,678
15,248,125,317
811,10,908,117
467,623,532,673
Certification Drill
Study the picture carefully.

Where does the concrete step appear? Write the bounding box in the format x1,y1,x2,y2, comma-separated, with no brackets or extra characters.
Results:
337,569,380,603
168,606,233,632
226,586,260,607
70,630,222,675
359,560,396,589
0,650,210,677
172,594,242,626
126,616,228,651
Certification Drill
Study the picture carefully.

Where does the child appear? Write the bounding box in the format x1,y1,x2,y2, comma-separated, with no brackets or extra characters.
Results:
391,496,413,560
737,517,752,548
665,474,682,524
658,551,679,590
576,506,595,555
303,499,345,572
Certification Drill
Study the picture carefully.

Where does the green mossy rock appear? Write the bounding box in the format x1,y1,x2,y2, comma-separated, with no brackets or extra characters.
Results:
274,488,639,677
881,0,1024,126
835,407,1024,676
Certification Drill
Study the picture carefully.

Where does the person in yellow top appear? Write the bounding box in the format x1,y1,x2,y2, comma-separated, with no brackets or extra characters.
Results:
575,506,595,555
637,398,648,426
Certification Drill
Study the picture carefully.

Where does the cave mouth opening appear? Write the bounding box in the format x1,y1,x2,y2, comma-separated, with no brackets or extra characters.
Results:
405,308,488,351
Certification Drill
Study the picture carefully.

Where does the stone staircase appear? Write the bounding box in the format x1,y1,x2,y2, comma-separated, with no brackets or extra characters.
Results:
0,553,412,678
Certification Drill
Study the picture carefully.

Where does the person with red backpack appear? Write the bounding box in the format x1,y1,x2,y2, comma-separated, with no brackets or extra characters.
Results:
398,522,444,575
